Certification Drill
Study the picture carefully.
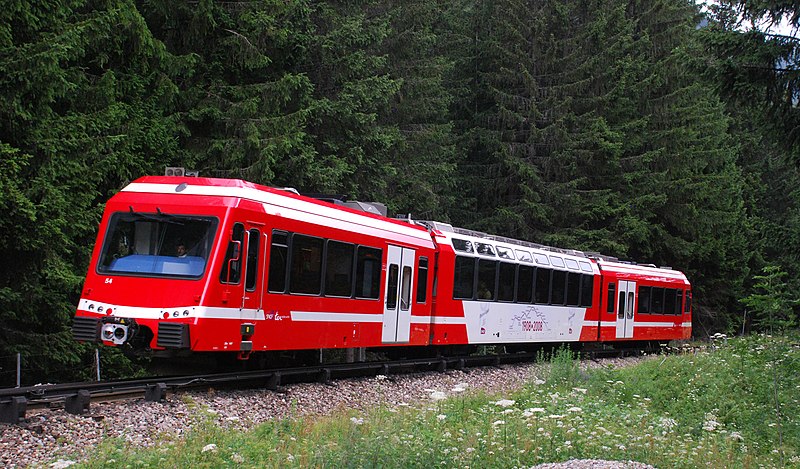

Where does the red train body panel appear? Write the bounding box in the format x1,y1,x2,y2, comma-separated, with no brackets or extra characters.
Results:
73,177,692,359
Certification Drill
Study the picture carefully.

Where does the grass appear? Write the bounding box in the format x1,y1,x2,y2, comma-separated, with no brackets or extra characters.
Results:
76,334,799,468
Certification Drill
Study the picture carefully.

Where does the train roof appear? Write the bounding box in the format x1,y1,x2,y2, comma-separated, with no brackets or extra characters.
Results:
116,176,433,244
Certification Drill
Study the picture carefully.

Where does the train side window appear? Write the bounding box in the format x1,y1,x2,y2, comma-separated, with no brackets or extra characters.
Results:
607,283,616,313
416,257,429,303
675,290,684,315
355,246,382,299
245,229,260,291
289,234,323,295
618,291,625,318
517,265,534,303
684,291,692,313
498,262,516,302
386,264,399,309
551,270,567,305
535,268,551,304
453,256,475,299
580,274,594,307
400,265,412,311
325,240,355,297
452,238,474,253
638,286,651,314
651,287,665,314
220,223,244,284
477,259,497,300
566,272,580,306
664,288,677,316
268,230,289,292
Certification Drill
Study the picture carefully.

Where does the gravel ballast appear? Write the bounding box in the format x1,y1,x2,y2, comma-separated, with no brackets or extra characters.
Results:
0,357,651,468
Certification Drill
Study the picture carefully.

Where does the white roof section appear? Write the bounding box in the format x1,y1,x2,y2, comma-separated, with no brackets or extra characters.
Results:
426,222,599,275
118,179,433,245
597,258,689,283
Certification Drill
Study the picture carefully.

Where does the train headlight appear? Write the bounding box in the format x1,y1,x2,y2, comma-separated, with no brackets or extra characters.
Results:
101,323,129,345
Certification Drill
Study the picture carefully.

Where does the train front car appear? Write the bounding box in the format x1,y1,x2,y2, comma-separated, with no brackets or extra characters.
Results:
73,176,438,361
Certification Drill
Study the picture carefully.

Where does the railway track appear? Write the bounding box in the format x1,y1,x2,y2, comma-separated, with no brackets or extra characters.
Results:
0,342,682,424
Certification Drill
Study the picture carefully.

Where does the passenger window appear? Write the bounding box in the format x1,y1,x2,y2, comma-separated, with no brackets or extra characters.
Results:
638,287,651,314
580,274,594,307
684,291,692,313
551,270,567,305
566,272,580,306
452,239,474,253
651,287,665,314
453,256,475,299
325,241,355,297
535,268,551,304
245,229,260,291
220,223,244,284
289,234,323,295
607,283,616,313
664,288,676,316
516,265,534,303
355,246,382,299
268,230,288,293
675,290,684,315
416,257,429,303
498,262,516,302
477,259,497,300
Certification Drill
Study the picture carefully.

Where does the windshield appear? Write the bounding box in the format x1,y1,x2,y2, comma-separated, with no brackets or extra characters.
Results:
97,211,218,278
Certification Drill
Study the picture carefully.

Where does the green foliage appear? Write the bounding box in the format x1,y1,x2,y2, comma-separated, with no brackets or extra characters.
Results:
741,265,798,332
77,335,800,467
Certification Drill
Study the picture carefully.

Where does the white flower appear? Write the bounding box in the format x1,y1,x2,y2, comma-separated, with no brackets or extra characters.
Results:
729,432,744,441
547,414,564,419
452,383,468,392
49,460,76,469
287,454,295,462
567,407,582,413
376,374,387,381
350,417,364,425
430,391,447,401
232,453,244,463
572,388,587,394
201,444,218,454
534,379,546,385
437,414,447,421
492,420,506,426
502,409,515,415
466,447,475,453
494,399,515,407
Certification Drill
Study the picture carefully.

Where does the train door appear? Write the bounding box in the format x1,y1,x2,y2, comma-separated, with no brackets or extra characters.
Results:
241,226,263,318
220,223,263,319
615,280,636,339
382,245,415,343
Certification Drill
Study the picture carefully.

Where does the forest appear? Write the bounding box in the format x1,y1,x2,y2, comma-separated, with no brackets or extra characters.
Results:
1,0,799,383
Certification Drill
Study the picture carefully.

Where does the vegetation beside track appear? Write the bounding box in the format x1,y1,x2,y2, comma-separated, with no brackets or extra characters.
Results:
76,334,799,468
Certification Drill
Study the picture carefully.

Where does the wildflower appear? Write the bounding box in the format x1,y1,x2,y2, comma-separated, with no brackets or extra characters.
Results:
430,391,447,401
466,447,475,453
201,444,218,454
437,414,447,421
534,379,546,385
567,407,582,413
492,420,506,426
376,374,387,381
287,454,295,462
547,414,564,419
232,453,244,464
350,417,364,425
494,399,515,407
572,387,587,394
502,409,515,415
729,432,744,441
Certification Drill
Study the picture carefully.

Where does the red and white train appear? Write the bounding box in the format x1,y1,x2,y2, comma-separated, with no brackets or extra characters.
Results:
72,176,692,362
